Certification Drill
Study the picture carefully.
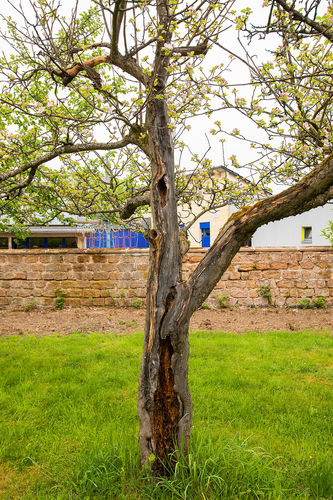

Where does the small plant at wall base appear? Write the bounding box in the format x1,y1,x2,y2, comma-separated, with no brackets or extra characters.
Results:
297,299,311,310
133,300,143,309
217,294,229,309
258,285,273,306
55,289,66,310
109,297,116,307
312,296,327,309
24,299,38,312
297,297,327,309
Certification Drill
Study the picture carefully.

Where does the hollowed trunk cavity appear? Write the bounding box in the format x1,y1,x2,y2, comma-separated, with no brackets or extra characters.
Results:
152,336,180,473
157,175,167,208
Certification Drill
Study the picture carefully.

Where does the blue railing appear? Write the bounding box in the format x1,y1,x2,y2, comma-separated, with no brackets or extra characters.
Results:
86,230,149,249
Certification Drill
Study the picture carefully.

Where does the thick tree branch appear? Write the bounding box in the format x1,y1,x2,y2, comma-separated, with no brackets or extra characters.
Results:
61,55,110,86
58,51,148,87
170,40,209,56
273,0,333,41
119,191,151,219
111,0,127,54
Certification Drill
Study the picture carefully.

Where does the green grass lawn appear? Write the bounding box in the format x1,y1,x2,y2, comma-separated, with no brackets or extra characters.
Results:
0,330,332,499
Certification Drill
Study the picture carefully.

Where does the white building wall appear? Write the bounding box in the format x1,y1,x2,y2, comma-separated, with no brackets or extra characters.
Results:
251,204,332,247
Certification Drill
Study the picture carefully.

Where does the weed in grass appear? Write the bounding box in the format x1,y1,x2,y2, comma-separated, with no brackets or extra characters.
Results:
73,448,125,498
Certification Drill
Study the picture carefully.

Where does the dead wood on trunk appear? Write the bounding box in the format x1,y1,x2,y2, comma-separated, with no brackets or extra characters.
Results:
152,336,180,473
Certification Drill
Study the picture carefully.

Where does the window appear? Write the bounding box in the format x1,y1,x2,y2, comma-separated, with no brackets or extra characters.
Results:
12,238,28,249
302,226,312,244
63,237,77,248
47,237,64,249
0,237,8,248
200,222,210,247
47,237,77,248
12,236,78,249
29,237,46,249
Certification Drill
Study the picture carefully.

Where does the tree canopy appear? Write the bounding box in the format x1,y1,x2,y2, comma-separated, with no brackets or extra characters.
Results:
0,0,331,237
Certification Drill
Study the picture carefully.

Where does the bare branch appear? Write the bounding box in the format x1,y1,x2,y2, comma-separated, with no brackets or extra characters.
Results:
273,0,333,41
0,136,134,185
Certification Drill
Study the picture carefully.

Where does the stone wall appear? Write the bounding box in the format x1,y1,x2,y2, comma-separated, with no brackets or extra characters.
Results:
0,247,332,309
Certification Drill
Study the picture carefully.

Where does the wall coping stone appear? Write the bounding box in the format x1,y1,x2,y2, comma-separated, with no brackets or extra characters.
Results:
0,246,331,256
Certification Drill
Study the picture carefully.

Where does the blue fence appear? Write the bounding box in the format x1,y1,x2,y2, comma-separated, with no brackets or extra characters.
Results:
86,230,149,249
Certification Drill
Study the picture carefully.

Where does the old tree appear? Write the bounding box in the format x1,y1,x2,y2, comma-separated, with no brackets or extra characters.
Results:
0,0,333,472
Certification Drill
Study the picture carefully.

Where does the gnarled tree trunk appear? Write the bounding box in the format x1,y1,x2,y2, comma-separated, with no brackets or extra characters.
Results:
137,60,193,471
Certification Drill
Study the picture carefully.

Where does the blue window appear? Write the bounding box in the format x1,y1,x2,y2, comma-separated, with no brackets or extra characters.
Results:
86,230,149,249
12,237,77,249
200,222,210,247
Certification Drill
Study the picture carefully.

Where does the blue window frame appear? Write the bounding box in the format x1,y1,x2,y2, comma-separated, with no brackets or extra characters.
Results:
200,222,210,247
86,230,149,249
12,237,77,249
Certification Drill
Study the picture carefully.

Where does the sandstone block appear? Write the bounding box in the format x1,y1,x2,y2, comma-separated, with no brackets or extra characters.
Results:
39,255,52,263
26,272,40,280
92,254,108,263
230,288,249,298
263,270,281,279
83,289,101,298
283,270,300,279
255,263,271,270
24,255,39,264
277,280,295,288
301,261,314,269
238,264,254,272
270,262,288,270
318,270,333,280
315,289,329,297
229,272,240,280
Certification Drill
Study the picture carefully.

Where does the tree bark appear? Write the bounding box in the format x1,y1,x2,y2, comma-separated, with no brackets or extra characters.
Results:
137,60,193,471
